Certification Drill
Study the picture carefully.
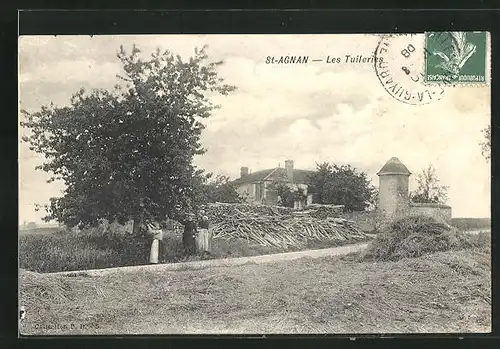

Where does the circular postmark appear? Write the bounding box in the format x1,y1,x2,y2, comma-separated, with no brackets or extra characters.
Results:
374,34,445,105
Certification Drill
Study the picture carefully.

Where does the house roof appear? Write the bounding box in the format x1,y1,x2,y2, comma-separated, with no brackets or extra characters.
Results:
232,167,314,185
232,168,276,185
377,157,411,176
290,169,315,183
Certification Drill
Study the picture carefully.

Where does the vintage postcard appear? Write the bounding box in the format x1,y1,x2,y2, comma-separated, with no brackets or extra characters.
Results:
19,33,491,335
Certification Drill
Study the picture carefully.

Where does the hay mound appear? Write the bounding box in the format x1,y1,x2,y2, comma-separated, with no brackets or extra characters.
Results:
20,269,75,304
19,269,103,310
361,215,486,262
207,203,368,248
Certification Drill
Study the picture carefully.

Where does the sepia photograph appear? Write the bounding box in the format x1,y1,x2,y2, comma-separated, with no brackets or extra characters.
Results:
18,33,491,335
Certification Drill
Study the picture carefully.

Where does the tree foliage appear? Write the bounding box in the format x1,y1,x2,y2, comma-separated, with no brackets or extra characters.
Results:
192,171,243,205
306,163,376,212
26,222,38,230
480,125,491,162
21,44,236,229
410,164,449,204
267,180,307,208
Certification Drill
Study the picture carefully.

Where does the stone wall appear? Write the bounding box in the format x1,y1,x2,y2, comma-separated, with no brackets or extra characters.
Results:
337,204,452,233
408,203,452,223
339,210,380,233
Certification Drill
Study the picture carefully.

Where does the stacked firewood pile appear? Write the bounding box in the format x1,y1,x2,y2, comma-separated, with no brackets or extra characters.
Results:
205,203,368,248
298,204,345,219
204,202,293,224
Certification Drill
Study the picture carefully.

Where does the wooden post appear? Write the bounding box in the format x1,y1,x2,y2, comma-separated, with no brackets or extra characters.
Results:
196,228,213,253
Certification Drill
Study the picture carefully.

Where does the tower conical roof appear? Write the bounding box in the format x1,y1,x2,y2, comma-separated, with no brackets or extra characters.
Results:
377,157,411,176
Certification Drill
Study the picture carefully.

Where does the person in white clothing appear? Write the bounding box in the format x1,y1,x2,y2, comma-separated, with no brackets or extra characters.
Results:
147,220,163,264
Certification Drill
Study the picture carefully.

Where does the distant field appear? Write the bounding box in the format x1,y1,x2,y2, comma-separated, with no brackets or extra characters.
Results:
19,227,61,235
451,218,491,231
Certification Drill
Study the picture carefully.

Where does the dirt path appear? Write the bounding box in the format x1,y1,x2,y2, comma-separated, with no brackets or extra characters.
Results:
51,241,369,276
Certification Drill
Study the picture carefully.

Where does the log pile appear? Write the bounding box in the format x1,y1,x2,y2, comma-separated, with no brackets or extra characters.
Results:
206,203,368,248
211,216,367,248
296,204,345,219
205,202,293,223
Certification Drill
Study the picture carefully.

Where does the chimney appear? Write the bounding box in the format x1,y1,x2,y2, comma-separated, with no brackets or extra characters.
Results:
240,166,249,178
285,160,294,182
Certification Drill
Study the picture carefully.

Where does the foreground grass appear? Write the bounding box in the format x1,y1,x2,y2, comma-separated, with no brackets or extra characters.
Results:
19,245,490,335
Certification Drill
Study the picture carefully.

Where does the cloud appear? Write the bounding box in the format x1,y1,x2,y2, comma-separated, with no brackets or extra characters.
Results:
21,59,120,85
20,80,95,112
19,36,121,75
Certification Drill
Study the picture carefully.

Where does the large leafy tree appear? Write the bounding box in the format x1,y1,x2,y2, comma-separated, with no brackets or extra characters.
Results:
307,163,376,211
410,164,449,204
21,45,235,240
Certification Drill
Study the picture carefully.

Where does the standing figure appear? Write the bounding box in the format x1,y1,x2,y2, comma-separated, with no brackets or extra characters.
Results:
196,210,212,254
147,220,163,264
198,210,209,230
182,212,197,254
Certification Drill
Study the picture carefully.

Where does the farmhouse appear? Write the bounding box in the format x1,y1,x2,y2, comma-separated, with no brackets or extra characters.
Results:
232,160,314,208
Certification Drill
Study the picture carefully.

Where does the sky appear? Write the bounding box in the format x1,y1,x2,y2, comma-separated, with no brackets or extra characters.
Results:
18,34,491,223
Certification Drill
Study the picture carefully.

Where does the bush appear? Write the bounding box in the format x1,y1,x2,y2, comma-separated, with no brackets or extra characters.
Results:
20,228,152,273
361,215,490,262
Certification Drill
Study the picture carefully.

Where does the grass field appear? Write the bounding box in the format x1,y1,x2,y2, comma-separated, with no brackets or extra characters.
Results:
19,228,371,273
19,245,490,335
450,218,491,231
19,227,60,235
19,215,490,273
19,229,152,273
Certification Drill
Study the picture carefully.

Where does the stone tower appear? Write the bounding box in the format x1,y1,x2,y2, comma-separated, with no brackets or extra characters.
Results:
377,157,411,221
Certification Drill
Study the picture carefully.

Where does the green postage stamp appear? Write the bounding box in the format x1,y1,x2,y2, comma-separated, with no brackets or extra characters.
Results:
424,31,488,84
